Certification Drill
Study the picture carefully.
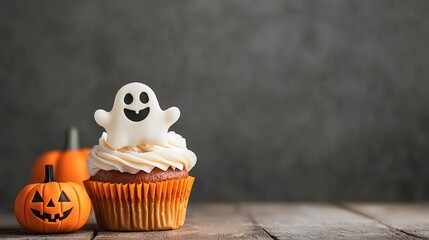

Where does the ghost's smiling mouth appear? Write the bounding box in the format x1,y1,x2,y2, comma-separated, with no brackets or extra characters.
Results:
31,208,73,222
124,107,150,122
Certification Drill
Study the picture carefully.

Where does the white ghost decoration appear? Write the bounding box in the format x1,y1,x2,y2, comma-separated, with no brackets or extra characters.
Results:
94,82,180,149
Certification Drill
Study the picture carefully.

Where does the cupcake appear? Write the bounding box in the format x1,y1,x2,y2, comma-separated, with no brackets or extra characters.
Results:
84,82,197,231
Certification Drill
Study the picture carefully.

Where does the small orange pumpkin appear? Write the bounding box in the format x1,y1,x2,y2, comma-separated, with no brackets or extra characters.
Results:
31,127,91,187
15,165,91,233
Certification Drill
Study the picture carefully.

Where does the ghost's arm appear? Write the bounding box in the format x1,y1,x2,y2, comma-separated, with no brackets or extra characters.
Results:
164,107,180,126
94,109,111,128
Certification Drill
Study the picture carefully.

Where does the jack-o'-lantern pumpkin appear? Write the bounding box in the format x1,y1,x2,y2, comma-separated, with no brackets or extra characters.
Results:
15,165,91,233
31,127,91,187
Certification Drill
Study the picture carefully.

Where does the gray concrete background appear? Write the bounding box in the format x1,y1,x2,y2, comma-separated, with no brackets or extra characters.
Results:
1,0,429,211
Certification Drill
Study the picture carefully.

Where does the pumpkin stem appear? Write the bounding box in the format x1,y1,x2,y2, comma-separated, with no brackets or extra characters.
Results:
44,165,55,183
65,126,79,150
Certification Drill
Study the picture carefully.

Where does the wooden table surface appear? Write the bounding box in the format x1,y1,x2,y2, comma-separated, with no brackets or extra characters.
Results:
1,202,427,239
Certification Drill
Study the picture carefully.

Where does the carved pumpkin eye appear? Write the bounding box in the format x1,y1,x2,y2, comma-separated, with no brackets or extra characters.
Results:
31,191,43,203
59,191,70,202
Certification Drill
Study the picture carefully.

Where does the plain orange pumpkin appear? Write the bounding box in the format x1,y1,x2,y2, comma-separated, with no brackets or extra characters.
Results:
15,165,91,233
31,127,91,187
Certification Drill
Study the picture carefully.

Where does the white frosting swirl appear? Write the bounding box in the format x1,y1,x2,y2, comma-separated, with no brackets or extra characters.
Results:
87,131,197,176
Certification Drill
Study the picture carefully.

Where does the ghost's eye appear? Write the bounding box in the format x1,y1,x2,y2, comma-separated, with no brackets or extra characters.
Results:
140,92,149,103
124,93,133,105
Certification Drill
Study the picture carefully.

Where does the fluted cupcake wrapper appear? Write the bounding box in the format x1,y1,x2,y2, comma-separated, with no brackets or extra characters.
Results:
83,177,194,231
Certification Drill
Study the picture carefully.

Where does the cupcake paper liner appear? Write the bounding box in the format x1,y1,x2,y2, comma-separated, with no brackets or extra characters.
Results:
83,176,194,231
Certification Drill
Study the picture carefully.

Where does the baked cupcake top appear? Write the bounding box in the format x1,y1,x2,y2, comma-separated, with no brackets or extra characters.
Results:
87,82,197,176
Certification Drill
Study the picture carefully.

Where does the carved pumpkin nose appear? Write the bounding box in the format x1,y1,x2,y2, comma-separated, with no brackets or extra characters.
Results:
47,199,55,207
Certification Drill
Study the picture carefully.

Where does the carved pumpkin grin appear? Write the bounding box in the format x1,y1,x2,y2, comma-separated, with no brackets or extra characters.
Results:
30,208,73,222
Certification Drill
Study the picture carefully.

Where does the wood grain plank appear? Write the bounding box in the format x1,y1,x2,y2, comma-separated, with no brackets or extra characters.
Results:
345,203,429,238
0,211,96,240
241,202,416,240
0,228,95,240
94,203,272,240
